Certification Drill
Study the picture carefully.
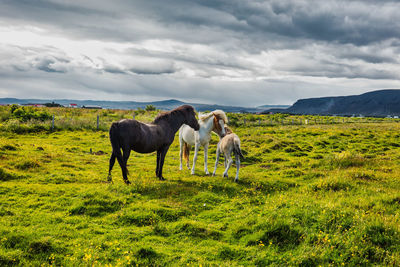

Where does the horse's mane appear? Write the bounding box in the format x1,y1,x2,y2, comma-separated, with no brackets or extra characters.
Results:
199,110,228,123
153,105,193,123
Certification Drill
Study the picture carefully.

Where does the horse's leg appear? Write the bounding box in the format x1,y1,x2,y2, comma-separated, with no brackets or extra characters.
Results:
234,153,240,182
191,142,200,175
204,143,209,175
212,147,220,176
223,153,233,178
121,148,131,184
156,150,161,177
107,153,116,183
157,145,170,180
179,136,183,170
186,145,191,170
123,148,131,167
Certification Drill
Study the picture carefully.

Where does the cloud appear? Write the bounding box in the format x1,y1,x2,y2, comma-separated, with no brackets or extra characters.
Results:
1,0,400,105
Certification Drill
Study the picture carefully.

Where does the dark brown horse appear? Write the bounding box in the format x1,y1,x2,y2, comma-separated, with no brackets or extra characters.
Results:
108,105,200,184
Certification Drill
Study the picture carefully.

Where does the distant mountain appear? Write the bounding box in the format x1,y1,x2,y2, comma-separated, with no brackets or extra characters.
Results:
263,89,400,117
257,104,290,109
0,98,265,113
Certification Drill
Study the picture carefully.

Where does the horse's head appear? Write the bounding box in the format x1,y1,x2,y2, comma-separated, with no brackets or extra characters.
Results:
183,105,200,131
224,126,233,135
212,111,228,137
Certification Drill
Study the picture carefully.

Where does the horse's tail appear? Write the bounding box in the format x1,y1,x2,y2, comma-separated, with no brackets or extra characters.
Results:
233,138,244,159
109,122,129,180
182,142,190,163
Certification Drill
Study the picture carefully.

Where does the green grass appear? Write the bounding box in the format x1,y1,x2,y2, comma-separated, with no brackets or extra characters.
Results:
1,107,400,265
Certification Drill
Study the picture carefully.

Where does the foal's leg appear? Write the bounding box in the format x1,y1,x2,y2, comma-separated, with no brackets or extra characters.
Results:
234,153,240,182
107,153,116,183
191,142,200,175
212,147,220,176
223,153,233,178
204,143,209,175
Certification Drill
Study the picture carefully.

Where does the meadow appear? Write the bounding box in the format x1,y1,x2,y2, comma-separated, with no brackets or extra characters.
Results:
0,105,400,266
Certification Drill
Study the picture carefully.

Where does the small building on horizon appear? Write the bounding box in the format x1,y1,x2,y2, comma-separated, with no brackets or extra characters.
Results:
82,105,102,109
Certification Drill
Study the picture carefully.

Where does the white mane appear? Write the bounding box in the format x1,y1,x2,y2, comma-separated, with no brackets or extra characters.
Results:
199,110,228,124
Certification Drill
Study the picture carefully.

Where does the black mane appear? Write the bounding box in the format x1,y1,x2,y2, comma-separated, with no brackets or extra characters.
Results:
153,105,194,124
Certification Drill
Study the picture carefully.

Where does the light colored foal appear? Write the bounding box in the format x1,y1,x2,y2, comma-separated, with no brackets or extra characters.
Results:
212,127,243,182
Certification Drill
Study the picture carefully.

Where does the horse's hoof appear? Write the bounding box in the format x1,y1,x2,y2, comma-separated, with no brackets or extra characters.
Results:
159,177,166,181
234,178,239,183
124,180,131,185
223,173,228,178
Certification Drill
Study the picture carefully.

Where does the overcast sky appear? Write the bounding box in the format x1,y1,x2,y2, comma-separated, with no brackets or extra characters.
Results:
1,0,400,106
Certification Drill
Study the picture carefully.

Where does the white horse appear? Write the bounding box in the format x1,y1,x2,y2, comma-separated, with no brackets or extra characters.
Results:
179,110,228,175
212,126,243,182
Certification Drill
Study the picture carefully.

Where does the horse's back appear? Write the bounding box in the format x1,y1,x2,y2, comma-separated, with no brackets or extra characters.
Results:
180,124,196,146
220,133,240,154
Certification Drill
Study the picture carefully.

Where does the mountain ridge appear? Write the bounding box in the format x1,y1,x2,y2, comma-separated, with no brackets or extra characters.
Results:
0,98,288,113
263,89,400,117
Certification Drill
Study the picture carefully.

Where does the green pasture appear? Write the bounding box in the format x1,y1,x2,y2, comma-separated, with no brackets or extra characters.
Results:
0,106,400,266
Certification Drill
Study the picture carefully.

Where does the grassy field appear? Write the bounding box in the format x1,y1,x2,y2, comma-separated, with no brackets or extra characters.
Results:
1,106,400,266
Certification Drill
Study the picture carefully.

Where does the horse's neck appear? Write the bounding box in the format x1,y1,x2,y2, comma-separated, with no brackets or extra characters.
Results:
199,117,214,136
159,116,186,135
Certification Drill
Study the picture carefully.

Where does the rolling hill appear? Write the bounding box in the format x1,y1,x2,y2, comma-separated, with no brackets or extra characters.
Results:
264,89,400,117
0,98,287,113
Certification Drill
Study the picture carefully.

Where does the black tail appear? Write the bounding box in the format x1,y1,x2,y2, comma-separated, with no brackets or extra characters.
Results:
109,122,129,183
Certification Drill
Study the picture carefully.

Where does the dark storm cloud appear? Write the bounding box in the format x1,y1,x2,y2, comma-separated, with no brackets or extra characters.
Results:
192,0,400,46
1,0,400,105
2,0,399,46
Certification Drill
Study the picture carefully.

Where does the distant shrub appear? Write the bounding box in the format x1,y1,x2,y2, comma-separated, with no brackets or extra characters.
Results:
145,104,156,111
11,106,52,122
134,108,145,115
227,114,239,127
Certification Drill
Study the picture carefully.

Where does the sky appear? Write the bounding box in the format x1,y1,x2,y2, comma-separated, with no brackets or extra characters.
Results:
1,0,400,106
